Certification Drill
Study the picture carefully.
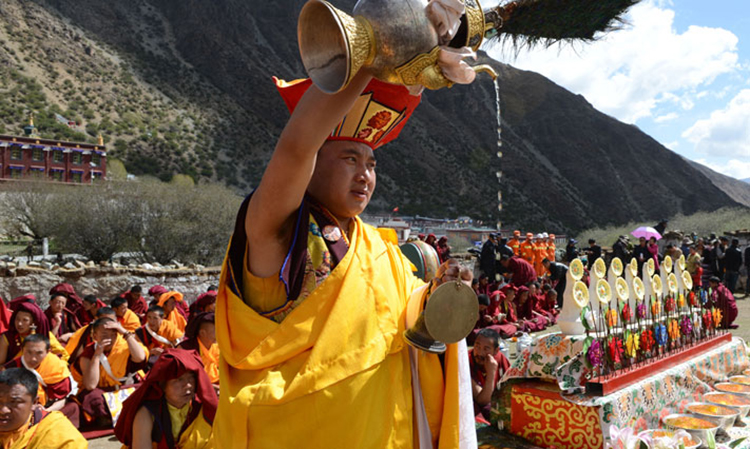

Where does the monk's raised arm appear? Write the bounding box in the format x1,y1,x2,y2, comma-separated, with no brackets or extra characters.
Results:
245,73,372,278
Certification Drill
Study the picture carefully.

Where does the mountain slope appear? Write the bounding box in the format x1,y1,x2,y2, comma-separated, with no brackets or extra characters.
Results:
683,159,750,208
0,0,744,233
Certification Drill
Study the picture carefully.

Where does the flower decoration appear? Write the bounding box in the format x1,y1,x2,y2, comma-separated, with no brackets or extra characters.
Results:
713,308,723,328
680,315,693,337
608,337,624,366
586,339,603,367
606,308,618,328
625,332,639,358
702,311,713,331
677,293,686,308
664,296,676,313
581,306,596,331
650,298,661,317
636,301,647,320
655,324,668,346
700,290,709,305
621,303,632,322
689,291,698,307
609,425,646,449
640,330,655,353
668,319,680,342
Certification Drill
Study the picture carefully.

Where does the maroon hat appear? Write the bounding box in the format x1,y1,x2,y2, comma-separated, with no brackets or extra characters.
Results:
148,285,168,297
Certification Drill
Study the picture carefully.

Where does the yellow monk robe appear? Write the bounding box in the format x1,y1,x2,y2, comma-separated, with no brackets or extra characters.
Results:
25,352,70,406
5,333,69,363
0,410,87,448
158,292,188,333
215,215,466,449
64,325,89,356
118,309,141,332
198,339,220,384
138,320,183,351
73,334,148,386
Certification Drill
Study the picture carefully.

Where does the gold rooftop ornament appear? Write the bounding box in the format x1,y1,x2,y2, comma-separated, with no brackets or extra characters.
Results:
298,0,640,92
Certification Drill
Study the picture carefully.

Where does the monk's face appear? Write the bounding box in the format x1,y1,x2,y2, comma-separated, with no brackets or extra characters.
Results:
528,284,537,296
204,303,216,313
82,300,97,312
49,295,67,314
472,335,499,366
14,311,34,336
22,341,48,370
199,322,216,345
114,304,127,318
164,371,196,409
505,291,515,303
307,141,376,221
164,299,176,314
146,311,164,331
0,384,34,432
93,325,117,350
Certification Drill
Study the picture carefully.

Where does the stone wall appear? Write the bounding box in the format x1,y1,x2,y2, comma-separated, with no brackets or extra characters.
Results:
0,265,221,308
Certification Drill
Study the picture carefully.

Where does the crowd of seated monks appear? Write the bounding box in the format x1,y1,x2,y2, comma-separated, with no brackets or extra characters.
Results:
0,282,219,448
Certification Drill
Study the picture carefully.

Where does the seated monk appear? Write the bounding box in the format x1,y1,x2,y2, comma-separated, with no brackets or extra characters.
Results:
3,334,80,427
115,349,217,449
515,286,547,333
0,301,68,365
467,294,494,346
76,294,105,327
469,328,509,421
136,306,183,365
74,317,148,430
178,312,218,388
0,368,86,448
65,307,116,369
148,285,168,308
529,281,555,326
709,276,738,329
48,283,84,316
157,292,187,334
45,292,80,343
112,297,142,333
188,292,216,320
125,285,148,324
541,284,559,318
488,284,520,339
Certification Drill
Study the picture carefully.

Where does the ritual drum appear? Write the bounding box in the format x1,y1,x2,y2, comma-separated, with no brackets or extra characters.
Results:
400,240,440,282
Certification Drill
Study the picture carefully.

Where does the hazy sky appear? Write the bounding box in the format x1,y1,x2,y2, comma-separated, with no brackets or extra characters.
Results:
485,0,750,181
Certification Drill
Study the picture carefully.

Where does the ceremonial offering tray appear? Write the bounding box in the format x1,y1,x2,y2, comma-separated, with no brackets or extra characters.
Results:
685,402,739,430
642,430,700,449
704,392,750,418
662,414,720,443
729,375,750,386
715,382,750,397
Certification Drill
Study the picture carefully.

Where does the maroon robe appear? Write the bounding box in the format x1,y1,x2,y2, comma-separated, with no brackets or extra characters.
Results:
76,299,106,326
1,302,50,362
516,288,546,333
711,283,738,329
4,358,72,406
125,292,149,322
0,298,11,334
44,307,80,338
507,257,537,287
49,283,83,314
189,292,217,320
468,348,509,420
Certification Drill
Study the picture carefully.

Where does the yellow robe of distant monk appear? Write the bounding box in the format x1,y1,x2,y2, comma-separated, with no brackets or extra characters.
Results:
0,410,87,448
215,211,466,449
118,308,141,332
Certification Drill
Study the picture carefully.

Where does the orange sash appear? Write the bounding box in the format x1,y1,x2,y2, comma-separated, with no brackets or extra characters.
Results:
24,353,70,406
118,309,141,332
198,339,220,384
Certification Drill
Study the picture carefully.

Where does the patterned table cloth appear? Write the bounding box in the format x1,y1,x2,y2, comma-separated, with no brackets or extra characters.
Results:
501,332,590,390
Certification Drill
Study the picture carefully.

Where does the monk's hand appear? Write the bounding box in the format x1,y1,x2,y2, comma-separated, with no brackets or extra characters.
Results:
432,259,473,289
104,320,127,335
483,352,498,376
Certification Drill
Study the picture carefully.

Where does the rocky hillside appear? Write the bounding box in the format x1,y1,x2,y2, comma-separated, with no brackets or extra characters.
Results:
0,0,746,233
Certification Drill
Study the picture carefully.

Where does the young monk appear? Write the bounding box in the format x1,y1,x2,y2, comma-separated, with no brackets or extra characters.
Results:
0,368,86,448
77,294,106,326
135,306,183,364
0,301,68,365
157,292,187,333
115,349,217,449
148,285,168,307
529,281,555,326
112,297,142,332
188,291,217,320
490,284,520,338
125,285,148,323
516,285,547,333
178,312,219,388
74,317,148,430
44,293,79,343
3,334,80,427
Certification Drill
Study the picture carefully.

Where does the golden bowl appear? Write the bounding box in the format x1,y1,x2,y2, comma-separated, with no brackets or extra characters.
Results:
705,392,750,419
686,402,739,430
662,413,720,443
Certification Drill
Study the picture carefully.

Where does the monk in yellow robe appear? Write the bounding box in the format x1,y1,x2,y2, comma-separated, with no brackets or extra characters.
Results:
215,72,477,449
178,312,219,386
135,306,184,363
0,367,86,448
158,292,188,333
115,349,216,449
65,307,116,365
0,301,68,365
111,297,142,332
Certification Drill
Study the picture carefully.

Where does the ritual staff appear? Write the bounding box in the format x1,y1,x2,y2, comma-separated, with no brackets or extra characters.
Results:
546,234,557,263
519,233,535,264
515,286,547,332
532,234,547,276
44,292,80,343
114,349,217,449
508,230,522,256
0,301,68,365
0,368,86,448
136,306,183,365
469,328,509,421
77,294,106,326
214,71,476,448
178,312,219,387
3,334,80,426
148,285,169,307
708,276,738,329
75,317,148,430
49,283,83,315
112,297,142,332
157,292,188,333
188,291,217,319
65,307,117,369
125,285,149,323
500,254,537,287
